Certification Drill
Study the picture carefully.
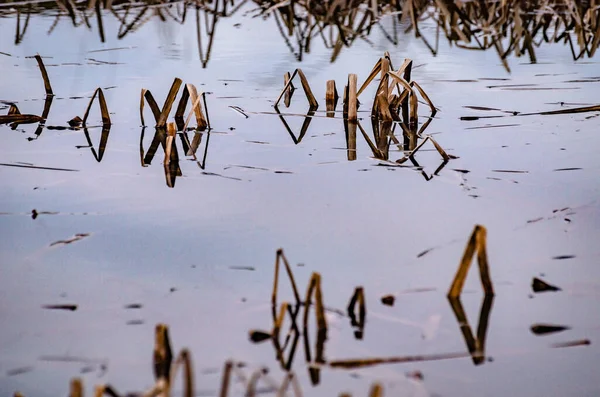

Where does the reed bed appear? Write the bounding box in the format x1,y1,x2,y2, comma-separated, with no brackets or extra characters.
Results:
2,1,597,67
276,52,453,165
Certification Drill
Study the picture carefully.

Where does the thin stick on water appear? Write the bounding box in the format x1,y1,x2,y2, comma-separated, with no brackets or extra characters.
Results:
329,351,469,369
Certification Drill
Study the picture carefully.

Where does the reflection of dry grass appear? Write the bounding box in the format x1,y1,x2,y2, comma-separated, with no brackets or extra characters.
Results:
4,1,596,66
404,0,599,70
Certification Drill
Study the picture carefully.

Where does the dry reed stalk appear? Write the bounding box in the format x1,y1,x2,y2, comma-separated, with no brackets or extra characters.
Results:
347,74,358,122
272,249,301,310
34,54,53,96
302,272,327,334
274,69,318,109
379,57,390,99
356,57,382,97
82,88,111,126
411,81,437,117
376,93,393,121
539,104,600,115
163,122,177,165
175,83,208,130
0,114,45,124
326,79,338,113
70,378,83,397
170,349,194,397
219,361,233,397
369,384,383,397
153,323,173,382
356,121,385,159
284,72,295,108
329,351,469,369
448,225,494,298
344,120,357,161
93,385,120,397
273,302,290,340
141,89,161,125
395,134,450,163
157,78,183,128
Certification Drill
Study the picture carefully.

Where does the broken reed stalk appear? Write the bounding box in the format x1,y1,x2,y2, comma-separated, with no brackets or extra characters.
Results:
448,225,494,298
273,302,289,340
157,78,183,128
369,384,383,397
219,361,233,397
170,349,194,397
82,88,111,126
176,83,209,131
284,72,294,108
164,122,177,165
0,114,45,124
274,69,318,109
271,249,301,309
34,54,53,96
153,323,173,383
303,272,327,334
141,89,161,126
70,378,83,397
326,79,338,113
347,74,358,122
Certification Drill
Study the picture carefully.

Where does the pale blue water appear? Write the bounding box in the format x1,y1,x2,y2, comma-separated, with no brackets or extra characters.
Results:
1,2,599,396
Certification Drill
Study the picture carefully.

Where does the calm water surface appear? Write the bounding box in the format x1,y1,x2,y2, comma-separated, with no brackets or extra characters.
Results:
1,2,599,396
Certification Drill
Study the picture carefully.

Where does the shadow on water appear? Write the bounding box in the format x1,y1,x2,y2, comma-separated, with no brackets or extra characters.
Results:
1,0,598,67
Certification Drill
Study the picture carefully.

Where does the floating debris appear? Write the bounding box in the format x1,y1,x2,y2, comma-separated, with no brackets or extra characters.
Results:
531,324,570,336
49,233,91,247
381,295,395,306
552,255,576,260
42,304,78,311
551,339,591,348
532,277,561,293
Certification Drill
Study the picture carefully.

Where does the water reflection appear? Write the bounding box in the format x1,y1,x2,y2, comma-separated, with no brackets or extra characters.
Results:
3,0,598,66
448,295,494,366
249,248,496,388
140,126,210,188
79,126,111,162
